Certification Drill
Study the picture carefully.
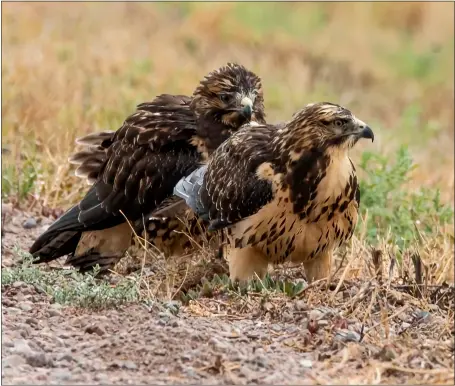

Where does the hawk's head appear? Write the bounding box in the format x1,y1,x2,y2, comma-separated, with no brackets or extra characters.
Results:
191,63,265,127
284,102,374,152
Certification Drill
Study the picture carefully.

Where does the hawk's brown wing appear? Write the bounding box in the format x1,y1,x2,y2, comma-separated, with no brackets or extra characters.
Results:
180,124,277,231
29,94,202,263
68,94,194,185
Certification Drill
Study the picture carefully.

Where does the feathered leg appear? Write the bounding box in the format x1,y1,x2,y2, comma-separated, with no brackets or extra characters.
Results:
302,251,333,283
227,246,269,282
66,222,133,273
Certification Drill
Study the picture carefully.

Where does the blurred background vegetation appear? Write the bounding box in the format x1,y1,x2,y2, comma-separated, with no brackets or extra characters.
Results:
1,3,454,265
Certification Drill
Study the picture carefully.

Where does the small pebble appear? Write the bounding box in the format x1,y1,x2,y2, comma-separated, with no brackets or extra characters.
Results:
36,374,49,382
308,314,319,334
162,300,181,315
25,317,39,327
230,352,246,362
95,373,109,382
262,373,285,384
375,345,396,361
335,329,361,343
318,319,329,327
239,365,257,381
48,309,62,317
246,331,260,340
2,298,16,307
49,303,63,311
23,217,37,229
2,354,26,368
19,302,33,312
184,366,197,378
56,353,73,363
19,325,32,338
1,258,14,267
57,332,71,339
123,360,137,370
12,281,26,289
26,352,53,368
413,310,432,323
282,311,293,322
209,337,229,352
309,309,323,320
84,325,105,336
52,369,72,381
181,353,192,362
300,359,312,368
22,284,36,296
112,360,137,370
262,302,274,312
12,339,33,356
252,354,267,368
154,348,167,356
2,336,14,348
398,313,411,322
33,285,46,294
270,324,281,332
158,311,172,320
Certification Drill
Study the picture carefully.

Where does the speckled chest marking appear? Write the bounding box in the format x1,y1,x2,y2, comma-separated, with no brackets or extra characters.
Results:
230,153,359,264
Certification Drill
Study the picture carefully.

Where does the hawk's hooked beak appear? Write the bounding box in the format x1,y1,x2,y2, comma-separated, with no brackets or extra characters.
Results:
355,118,374,142
360,126,374,142
240,97,253,119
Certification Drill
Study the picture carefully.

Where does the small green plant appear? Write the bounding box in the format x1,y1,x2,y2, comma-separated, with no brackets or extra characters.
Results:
228,273,306,297
1,157,39,201
179,272,306,304
358,145,453,252
1,249,140,309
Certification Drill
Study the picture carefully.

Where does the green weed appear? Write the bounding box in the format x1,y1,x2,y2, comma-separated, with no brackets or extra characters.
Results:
1,156,39,201
358,146,453,252
179,272,306,305
1,249,140,309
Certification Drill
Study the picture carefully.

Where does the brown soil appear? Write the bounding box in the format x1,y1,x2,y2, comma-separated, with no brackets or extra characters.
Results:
1,206,454,385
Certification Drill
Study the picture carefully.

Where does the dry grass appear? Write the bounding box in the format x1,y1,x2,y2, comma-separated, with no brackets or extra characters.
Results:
183,270,454,384
1,3,454,384
2,2,454,205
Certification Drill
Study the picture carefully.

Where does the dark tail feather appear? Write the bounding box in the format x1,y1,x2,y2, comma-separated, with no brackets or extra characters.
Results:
64,250,121,274
29,203,85,262
30,230,82,264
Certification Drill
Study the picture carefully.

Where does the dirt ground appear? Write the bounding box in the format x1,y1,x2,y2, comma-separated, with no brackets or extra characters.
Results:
1,207,454,385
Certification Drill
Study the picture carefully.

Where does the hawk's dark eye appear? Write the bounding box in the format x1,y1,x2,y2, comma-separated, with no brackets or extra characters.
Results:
334,120,344,127
219,94,231,103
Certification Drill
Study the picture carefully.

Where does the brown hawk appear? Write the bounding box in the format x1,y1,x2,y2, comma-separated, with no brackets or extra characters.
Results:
29,63,266,273
174,102,374,283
